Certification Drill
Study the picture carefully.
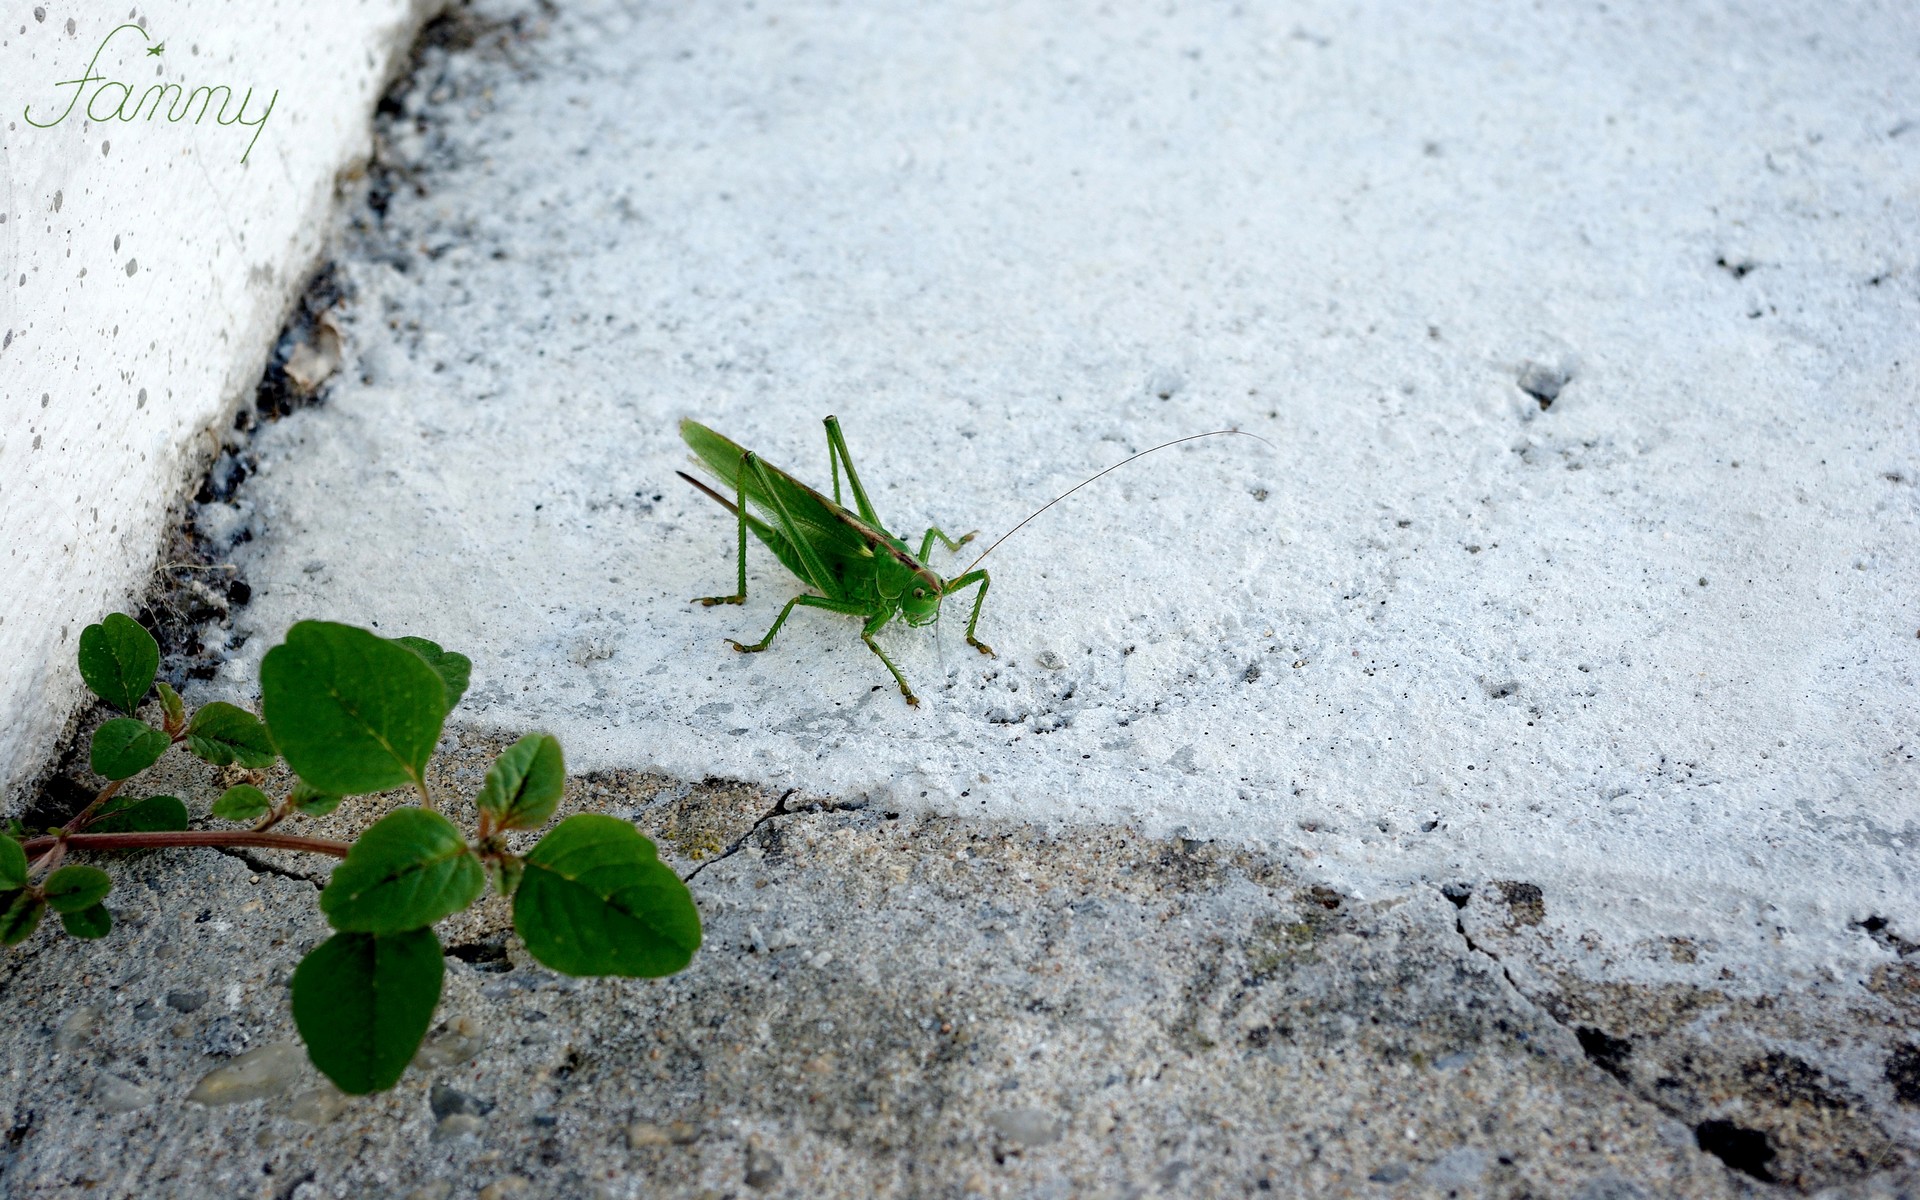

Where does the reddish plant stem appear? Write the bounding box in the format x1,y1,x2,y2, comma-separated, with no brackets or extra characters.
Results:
251,789,294,833
27,841,67,880
20,831,351,859
63,777,130,836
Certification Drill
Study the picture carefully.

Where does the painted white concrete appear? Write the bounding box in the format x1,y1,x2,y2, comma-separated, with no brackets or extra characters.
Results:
0,0,438,805
220,0,1917,982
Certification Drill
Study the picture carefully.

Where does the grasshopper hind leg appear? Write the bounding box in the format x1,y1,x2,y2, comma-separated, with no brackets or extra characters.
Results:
690,457,750,606
729,593,870,653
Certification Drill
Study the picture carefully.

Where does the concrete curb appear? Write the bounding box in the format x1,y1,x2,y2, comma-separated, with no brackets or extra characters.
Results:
0,0,445,809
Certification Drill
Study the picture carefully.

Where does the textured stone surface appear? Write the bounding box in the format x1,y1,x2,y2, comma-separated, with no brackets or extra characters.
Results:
1,734,1915,1196
202,0,1920,992
6,1,1920,1195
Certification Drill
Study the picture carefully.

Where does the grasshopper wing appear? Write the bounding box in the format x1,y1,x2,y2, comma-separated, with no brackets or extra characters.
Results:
681,419,896,596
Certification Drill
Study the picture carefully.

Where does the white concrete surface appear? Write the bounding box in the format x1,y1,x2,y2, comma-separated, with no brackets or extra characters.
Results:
217,0,1919,982
0,0,438,806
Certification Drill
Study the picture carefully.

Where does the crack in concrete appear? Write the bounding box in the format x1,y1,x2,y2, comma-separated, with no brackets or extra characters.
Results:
682,788,797,883
1442,892,1531,1002
210,845,323,889
1443,883,1920,1182
1437,885,1774,1187
679,790,875,883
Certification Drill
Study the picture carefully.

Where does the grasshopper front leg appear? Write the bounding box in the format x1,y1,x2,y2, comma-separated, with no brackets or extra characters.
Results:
918,525,978,559
942,569,995,657
860,609,920,706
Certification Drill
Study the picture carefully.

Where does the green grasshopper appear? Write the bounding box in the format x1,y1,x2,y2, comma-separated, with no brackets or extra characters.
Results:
678,416,1263,706
678,416,990,707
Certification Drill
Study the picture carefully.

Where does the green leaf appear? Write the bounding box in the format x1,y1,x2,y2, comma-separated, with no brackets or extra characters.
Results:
477,734,565,832
89,718,170,780
156,681,186,728
319,808,483,934
292,928,444,1094
184,702,277,769
260,622,447,796
212,785,273,823
77,614,159,714
0,835,25,891
43,865,111,913
0,890,46,945
513,814,701,977
61,903,112,939
393,636,472,714
90,794,190,833
291,781,343,818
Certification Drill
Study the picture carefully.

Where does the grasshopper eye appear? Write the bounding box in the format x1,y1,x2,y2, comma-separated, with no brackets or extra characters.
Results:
913,588,926,598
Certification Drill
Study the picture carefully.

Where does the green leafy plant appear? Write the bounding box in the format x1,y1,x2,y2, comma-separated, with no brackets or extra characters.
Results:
2,614,701,1094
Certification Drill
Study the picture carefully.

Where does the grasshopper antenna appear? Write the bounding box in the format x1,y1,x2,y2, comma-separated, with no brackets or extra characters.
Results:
959,428,1274,574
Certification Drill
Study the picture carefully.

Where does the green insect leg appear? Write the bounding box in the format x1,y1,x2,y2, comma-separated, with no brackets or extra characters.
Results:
943,569,995,657
859,609,920,706
743,453,838,596
917,525,978,559
824,416,881,525
729,593,871,653
693,456,750,607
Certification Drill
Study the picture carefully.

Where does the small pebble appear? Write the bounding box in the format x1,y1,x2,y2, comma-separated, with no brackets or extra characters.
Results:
432,1113,486,1142
166,989,208,1013
478,1178,529,1200
430,1083,492,1120
669,1120,701,1144
413,1017,484,1068
1145,365,1186,399
186,1041,306,1106
628,1121,672,1148
93,1072,153,1113
405,1183,453,1200
286,1084,351,1126
745,1146,784,1189
985,1107,1061,1146
1516,362,1567,408
199,1015,250,1057
55,1006,101,1051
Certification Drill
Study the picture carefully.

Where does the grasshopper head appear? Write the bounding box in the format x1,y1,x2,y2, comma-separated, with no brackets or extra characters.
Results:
901,580,942,626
